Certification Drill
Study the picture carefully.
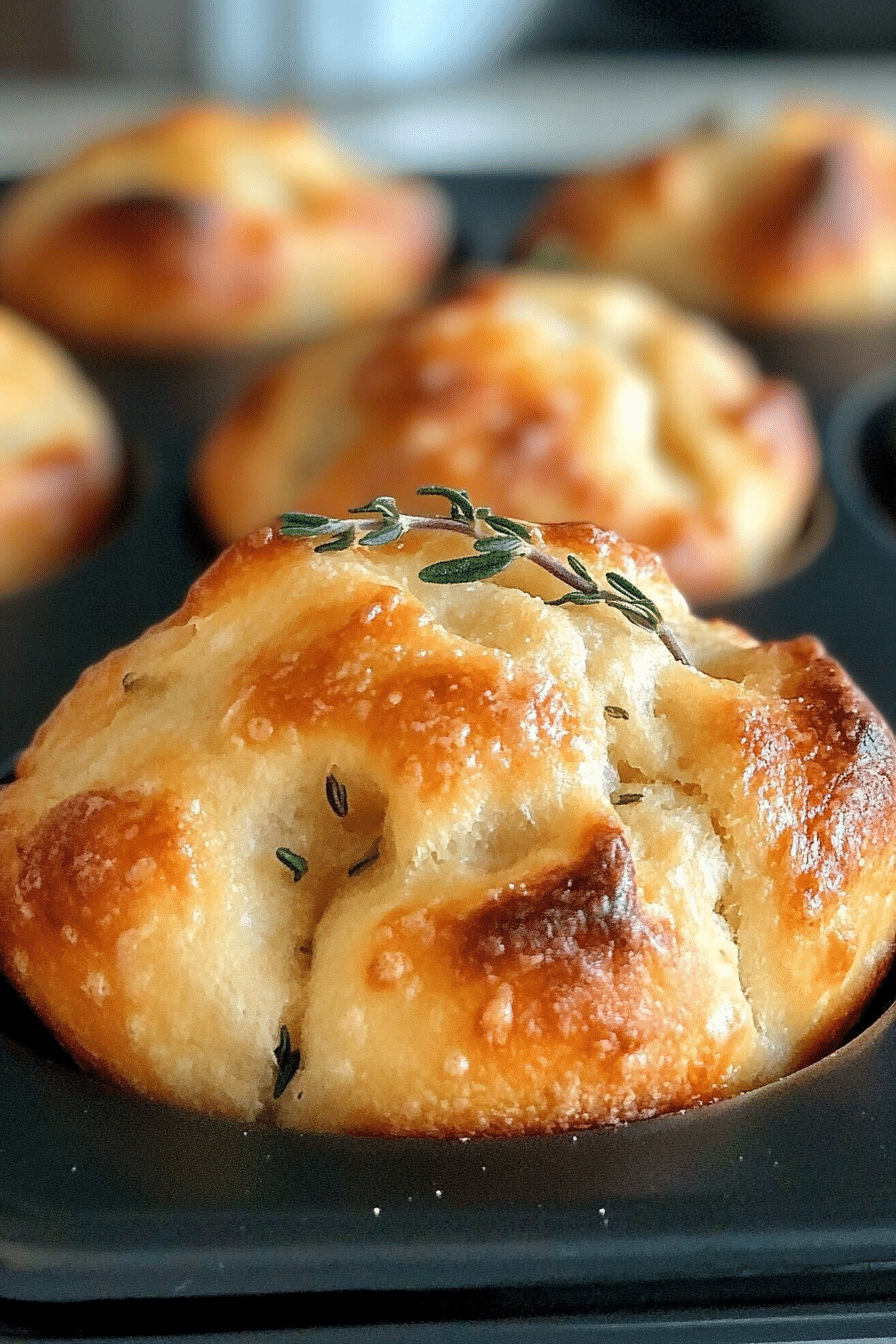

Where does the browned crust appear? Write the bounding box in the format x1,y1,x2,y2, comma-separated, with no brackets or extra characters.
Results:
2,523,895,1135
1,789,198,1092
224,578,579,802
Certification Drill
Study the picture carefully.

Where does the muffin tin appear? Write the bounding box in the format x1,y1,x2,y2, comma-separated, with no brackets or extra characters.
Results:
5,172,896,1342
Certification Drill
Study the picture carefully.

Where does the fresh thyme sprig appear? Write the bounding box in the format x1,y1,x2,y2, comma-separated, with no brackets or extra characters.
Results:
280,486,690,666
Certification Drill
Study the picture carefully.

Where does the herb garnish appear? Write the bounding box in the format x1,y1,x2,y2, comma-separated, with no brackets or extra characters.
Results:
348,839,381,877
604,705,629,720
273,1025,302,1099
325,772,348,818
280,486,689,666
613,792,644,806
276,847,308,882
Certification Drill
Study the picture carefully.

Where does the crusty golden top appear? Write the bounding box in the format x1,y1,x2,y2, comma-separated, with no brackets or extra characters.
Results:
1,517,894,1135
0,303,120,593
195,269,820,603
516,103,896,325
0,103,452,350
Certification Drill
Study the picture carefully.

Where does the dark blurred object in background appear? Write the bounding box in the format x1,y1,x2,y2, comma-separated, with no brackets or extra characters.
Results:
522,0,777,53
522,0,896,56
5,0,896,89
0,0,71,74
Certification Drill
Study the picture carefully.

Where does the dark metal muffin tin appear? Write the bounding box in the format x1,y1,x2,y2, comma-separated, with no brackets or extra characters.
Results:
4,173,896,1343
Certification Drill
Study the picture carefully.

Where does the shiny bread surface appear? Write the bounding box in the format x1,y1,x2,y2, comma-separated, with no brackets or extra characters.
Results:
1,519,894,1134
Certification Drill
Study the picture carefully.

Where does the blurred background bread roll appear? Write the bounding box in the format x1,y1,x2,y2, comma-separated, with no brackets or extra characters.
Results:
0,103,453,352
0,304,121,595
194,269,821,603
515,104,896,327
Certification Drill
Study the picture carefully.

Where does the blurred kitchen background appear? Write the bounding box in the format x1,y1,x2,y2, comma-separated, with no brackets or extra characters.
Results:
8,0,896,90
4,0,896,175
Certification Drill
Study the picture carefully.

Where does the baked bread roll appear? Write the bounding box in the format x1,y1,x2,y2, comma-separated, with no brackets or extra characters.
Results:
0,103,452,351
515,104,896,326
1,502,894,1135
194,270,820,604
0,304,120,595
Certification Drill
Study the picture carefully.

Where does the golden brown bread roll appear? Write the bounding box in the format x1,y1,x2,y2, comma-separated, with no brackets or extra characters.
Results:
194,269,820,604
1,500,895,1135
515,103,896,326
0,103,452,351
0,304,120,595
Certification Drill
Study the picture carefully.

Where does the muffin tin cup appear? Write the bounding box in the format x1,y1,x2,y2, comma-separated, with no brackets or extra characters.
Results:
71,344,298,446
730,320,896,423
715,360,896,723
4,174,896,1340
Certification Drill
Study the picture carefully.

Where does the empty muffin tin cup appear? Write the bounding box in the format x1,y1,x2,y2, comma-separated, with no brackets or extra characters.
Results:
731,321,896,423
71,345,296,446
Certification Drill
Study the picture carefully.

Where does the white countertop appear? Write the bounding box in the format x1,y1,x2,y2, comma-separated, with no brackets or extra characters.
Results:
6,53,896,177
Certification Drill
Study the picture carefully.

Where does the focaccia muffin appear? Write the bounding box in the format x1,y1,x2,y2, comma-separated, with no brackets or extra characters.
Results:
0,103,452,351
1,507,894,1135
194,270,820,604
515,104,896,327
0,304,120,595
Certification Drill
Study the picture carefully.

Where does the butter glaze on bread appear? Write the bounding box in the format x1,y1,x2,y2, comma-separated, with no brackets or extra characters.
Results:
1,520,895,1135
0,304,120,594
516,104,896,326
194,270,820,603
0,104,452,351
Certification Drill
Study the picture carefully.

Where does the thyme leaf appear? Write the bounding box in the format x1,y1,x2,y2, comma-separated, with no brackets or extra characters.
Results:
417,485,475,522
546,591,605,607
276,847,308,882
348,839,381,877
273,1025,302,1099
567,554,593,582
325,772,348,818
606,571,662,620
604,705,630,720
315,527,355,553
359,522,405,547
280,512,333,536
472,534,522,555
606,601,657,631
487,516,532,541
418,550,516,584
350,496,401,519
